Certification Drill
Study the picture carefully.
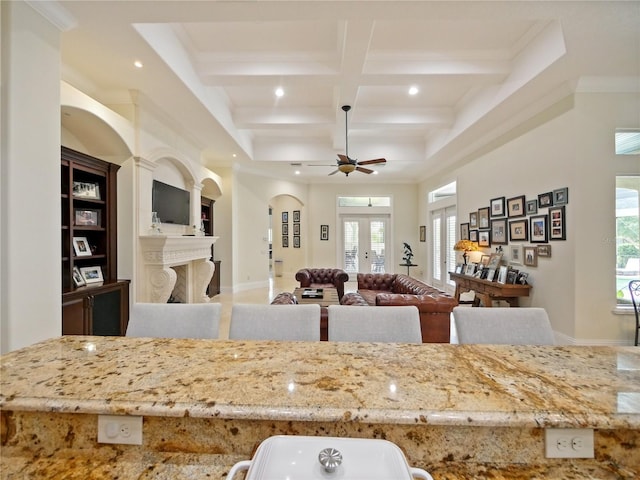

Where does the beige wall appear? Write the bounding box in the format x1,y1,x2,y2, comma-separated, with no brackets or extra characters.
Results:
420,92,639,345
1,1,62,353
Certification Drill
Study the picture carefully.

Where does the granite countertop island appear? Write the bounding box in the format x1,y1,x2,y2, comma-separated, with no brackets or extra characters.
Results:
1,336,639,479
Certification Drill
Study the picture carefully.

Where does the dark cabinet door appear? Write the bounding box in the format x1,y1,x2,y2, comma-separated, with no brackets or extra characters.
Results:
62,297,87,335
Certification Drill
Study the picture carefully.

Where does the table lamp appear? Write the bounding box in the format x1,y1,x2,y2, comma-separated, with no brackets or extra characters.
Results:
454,239,479,266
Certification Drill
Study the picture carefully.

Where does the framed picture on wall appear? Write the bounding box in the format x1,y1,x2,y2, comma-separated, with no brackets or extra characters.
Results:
282,211,288,223
469,229,478,242
283,235,289,248
538,192,553,208
490,218,507,245
526,199,538,215
537,244,552,257
553,187,568,205
460,223,469,241
478,207,490,229
490,197,505,217
506,195,526,218
509,219,528,241
293,223,300,235
320,225,329,241
420,225,427,242
523,246,538,267
478,230,490,247
293,210,300,223
549,205,566,240
530,214,548,243
293,235,301,248
282,224,289,235
469,212,478,229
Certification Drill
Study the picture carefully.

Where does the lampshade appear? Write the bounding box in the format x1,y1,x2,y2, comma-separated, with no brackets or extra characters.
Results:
453,239,479,252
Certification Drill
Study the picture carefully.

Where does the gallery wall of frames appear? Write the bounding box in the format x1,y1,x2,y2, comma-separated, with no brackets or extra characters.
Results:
281,210,301,248
456,187,568,285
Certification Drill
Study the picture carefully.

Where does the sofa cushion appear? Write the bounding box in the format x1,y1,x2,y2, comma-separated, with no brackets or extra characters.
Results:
340,292,370,306
357,273,396,291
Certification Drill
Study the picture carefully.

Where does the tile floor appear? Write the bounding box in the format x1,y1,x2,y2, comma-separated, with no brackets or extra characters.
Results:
211,275,457,342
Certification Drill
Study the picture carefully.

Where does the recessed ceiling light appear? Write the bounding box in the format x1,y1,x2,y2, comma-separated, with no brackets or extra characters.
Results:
232,153,237,158
373,171,379,175
408,86,419,95
134,60,143,68
295,170,301,175
275,87,284,97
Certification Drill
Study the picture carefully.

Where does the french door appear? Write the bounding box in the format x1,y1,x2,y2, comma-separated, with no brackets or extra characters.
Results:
430,206,456,290
342,216,389,275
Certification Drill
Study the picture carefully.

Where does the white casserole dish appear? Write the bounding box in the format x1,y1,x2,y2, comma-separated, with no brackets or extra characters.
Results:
227,435,433,480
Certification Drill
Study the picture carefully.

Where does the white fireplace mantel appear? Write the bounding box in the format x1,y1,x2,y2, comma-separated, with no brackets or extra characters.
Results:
139,235,219,303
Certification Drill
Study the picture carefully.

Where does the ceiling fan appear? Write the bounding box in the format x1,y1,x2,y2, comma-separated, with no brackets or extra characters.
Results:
328,105,386,176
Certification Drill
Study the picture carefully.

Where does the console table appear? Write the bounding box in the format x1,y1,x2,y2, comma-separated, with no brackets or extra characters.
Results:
449,271,532,307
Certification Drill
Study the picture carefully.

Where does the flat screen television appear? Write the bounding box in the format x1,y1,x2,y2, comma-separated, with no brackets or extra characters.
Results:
152,180,190,225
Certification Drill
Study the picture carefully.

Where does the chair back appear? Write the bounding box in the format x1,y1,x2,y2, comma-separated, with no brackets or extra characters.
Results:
229,304,321,341
452,307,555,345
327,305,422,343
629,280,640,346
126,302,221,339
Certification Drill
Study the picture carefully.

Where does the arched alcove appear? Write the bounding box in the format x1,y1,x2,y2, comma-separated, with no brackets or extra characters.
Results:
270,194,305,278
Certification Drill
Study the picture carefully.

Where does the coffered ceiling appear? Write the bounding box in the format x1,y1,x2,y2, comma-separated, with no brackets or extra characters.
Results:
55,1,639,183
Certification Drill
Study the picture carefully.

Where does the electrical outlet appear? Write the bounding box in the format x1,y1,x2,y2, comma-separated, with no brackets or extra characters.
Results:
545,428,594,458
98,415,143,445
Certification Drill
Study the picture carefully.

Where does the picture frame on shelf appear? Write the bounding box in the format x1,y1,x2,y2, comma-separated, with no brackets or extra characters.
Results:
480,254,491,266
293,223,300,236
478,229,491,247
487,253,503,270
517,271,529,285
507,195,526,218
509,219,528,242
490,218,508,245
455,264,463,274
490,197,505,217
497,265,509,284
460,223,469,241
526,199,538,215
282,235,289,248
282,211,288,223
537,244,552,257
293,235,301,248
523,246,538,267
469,229,479,242
79,266,104,284
506,268,519,284
72,181,100,200
465,263,476,276
553,187,568,205
282,223,289,235
538,192,553,208
320,225,329,241
293,210,300,223
469,212,478,229
530,214,548,243
478,207,490,229
549,205,566,240
74,209,101,227
420,225,426,242
72,266,86,287
72,237,92,257
486,268,497,282
510,245,522,265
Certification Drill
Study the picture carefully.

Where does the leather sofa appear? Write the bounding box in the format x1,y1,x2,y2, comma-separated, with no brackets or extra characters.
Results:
340,273,457,343
295,268,349,300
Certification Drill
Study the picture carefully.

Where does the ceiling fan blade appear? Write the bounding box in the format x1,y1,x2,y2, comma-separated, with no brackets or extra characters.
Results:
357,158,386,166
356,166,374,174
328,169,340,176
337,154,351,164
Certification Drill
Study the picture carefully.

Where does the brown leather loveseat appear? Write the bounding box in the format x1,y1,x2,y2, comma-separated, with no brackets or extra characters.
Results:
295,268,349,300
340,273,457,343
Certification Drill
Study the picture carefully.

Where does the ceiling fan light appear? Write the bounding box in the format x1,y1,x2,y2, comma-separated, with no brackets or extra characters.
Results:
338,163,356,174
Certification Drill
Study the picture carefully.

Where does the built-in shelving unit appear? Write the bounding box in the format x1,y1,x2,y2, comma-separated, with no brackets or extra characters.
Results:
201,196,220,296
61,146,129,335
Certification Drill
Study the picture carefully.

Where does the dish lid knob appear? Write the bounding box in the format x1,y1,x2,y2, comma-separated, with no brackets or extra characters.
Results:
318,447,343,473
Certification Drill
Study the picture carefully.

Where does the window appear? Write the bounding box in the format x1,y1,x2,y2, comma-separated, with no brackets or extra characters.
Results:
616,176,640,305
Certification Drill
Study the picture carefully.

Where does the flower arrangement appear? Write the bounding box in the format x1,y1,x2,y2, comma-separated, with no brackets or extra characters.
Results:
402,242,414,265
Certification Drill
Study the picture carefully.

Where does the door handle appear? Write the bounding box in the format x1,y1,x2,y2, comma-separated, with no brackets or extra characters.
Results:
365,252,369,259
